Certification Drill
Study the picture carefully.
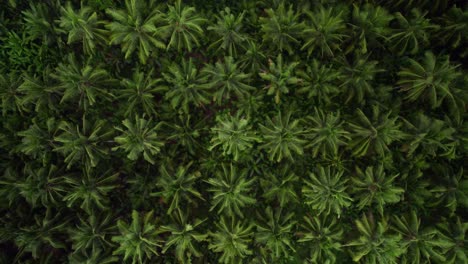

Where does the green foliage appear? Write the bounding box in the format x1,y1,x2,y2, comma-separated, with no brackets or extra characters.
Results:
117,69,165,117
209,113,260,161
347,213,405,263
152,162,204,214
297,59,342,105
260,164,299,207
301,7,347,57
160,209,207,263
259,111,306,162
113,116,164,164
255,206,296,259
351,165,404,215
206,163,256,218
162,58,211,113
1,1,467,263
348,106,404,157
259,4,304,54
298,214,344,264
162,0,206,52
259,54,300,104
391,211,447,263
62,167,118,214
304,108,350,157
397,51,461,108
209,216,254,263
68,212,116,254
54,118,113,169
106,0,166,64
50,55,116,110
57,2,107,55
302,166,353,217
388,9,437,55
203,56,254,103
436,216,468,264
112,210,162,264
207,7,247,57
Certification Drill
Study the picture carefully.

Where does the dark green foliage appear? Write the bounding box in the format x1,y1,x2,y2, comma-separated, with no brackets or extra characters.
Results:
0,1,467,263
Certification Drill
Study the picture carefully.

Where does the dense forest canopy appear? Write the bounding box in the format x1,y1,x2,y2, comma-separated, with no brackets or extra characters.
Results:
0,0,467,263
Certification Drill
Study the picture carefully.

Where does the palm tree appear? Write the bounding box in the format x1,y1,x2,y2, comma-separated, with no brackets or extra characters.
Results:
50,55,116,111
259,54,300,104
397,51,461,109
301,7,347,57
302,166,353,217
160,209,207,263
259,111,306,162
209,113,260,161
162,58,211,113
205,163,256,218
209,216,254,264
111,210,163,264
162,0,206,52
152,162,204,214
304,108,350,158
259,4,304,54
388,9,437,55
203,56,254,103
351,165,404,216
347,213,404,263
112,116,164,165
56,2,107,55
255,207,296,260
117,69,165,117
347,106,404,157
207,7,248,57
106,0,166,64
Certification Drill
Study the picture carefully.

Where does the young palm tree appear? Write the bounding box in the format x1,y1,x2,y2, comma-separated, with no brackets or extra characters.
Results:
202,56,255,103
106,0,166,64
351,165,404,216
53,118,113,169
113,116,164,165
205,163,256,218
117,69,165,117
209,216,254,264
297,59,342,105
62,167,118,214
259,54,300,104
209,113,260,161
162,58,211,113
255,206,296,260
347,213,404,264
349,4,393,54
57,2,107,55
207,7,248,57
152,162,204,214
111,210,163,264
50,55,116,111
301,7,347,57
388,9,437,55
304,109,350,158
162,0,206,52
302,166,353,217
391,211,447,264
347,106,404,157
259,111,306,162
297,214,344,263
397,51,461,109
259,4,304,54
160,209,207,263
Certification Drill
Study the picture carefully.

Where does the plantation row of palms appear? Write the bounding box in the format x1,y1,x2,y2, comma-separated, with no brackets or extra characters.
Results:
0,0,467,263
